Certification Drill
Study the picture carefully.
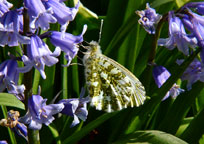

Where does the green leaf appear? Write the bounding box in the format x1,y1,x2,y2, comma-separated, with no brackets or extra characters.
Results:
158,82,204,134
151,0,174,8
77,1,100,30
101,0,129,50
62,112,118,144
175,0,189,8
175,117,193,137
199,134,204,144
103,13,138,56
48,124,61,144
0,93,25,109
113,130,188,144
196,87,204,111
180,108,204,144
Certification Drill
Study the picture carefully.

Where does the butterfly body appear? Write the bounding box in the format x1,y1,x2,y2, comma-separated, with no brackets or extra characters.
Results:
83,41,146,112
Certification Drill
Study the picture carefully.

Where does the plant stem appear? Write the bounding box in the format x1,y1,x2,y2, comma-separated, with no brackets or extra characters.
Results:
23,8,40,144
28,130,40,144
141,13,168,93
148,13,168,63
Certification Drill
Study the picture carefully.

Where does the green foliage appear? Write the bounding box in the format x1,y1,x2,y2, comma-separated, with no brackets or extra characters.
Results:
0,93,25,109
1,0,204,143
48,124,61,144
113,130,188,144
62,112,118,144
175,0,190,7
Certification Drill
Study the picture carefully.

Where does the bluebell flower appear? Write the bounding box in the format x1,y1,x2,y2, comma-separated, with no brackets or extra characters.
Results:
12,122,27,140
0,0,13,17
183,2,204,15
19,95,64,130
177,59,204,90
153,65,171,88
183,10,204,63
4,77,25,101
0,141,7,144
181,14,194,32
0,9,30,46
50,24,87,66
42,0,79,35
136,3,162,34
58,88,90,127
0,59,25,100
153,65,184,100
158,11,197,55
162,84,185,101
24,0,57,30
18,35,61,79
0,110,27,140
182,10,204,35
196,4,204,15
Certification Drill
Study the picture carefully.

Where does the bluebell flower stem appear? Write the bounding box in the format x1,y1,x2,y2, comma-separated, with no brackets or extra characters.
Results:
148,13,168,63
28,130,40,144
62,53,68,99
32,69,41,94
23,8,32,113
141,13,168,93
23,8,40,144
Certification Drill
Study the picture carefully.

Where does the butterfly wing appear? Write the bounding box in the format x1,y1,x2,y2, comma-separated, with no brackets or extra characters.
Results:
84,52,146,112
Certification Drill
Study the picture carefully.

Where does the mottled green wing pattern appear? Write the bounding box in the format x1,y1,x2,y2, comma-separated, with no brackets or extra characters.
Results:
84,52,146,112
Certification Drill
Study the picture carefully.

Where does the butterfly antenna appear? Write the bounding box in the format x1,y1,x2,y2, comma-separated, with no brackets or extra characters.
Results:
98,19,104,44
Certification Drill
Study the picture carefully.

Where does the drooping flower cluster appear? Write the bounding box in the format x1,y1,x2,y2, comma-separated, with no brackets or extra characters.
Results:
137,2,204,57
25,0,79,34
158,2,204,60
0,0,90,138
158,11,197,55
0,8,30,47
138,2,204,97
160,3,204,90
0,0,86,81
19,88,89,130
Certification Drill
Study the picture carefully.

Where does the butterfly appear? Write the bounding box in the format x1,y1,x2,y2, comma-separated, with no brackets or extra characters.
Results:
83,41,146,112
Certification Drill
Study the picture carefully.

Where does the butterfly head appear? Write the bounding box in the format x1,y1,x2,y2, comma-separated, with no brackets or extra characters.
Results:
87,41,102,55
83,41,102,65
